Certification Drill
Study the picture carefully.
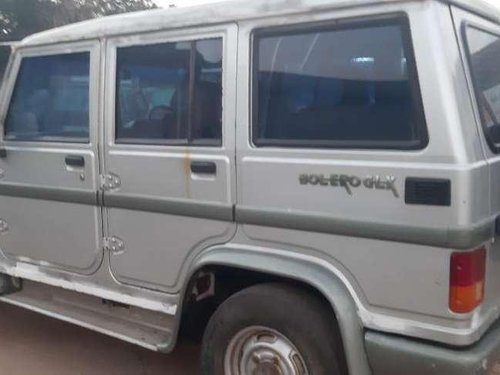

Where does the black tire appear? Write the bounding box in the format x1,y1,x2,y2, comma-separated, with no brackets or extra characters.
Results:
201,283,345,375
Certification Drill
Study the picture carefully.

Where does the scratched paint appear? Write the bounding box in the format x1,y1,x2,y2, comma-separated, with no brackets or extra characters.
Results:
0,261,177,315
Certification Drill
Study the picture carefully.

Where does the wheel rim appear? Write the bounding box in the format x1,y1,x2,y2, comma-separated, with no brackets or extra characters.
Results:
224,326,309,375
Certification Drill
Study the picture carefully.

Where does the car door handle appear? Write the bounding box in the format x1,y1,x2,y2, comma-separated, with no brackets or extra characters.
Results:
190,161,217,175
65,155,85,168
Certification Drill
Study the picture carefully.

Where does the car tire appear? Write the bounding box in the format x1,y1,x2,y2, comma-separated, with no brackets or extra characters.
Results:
201,282,345,375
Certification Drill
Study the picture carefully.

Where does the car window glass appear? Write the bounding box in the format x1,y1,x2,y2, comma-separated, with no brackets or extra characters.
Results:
191,39,223,144
253,19,427,149
5,52,90,142
115,38,222,146
465,26,500,151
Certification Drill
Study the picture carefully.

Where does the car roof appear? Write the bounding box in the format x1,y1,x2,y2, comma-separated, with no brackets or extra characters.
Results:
18,0,500,47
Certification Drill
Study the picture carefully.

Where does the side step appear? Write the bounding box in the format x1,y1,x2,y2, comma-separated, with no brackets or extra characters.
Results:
0,280,175,352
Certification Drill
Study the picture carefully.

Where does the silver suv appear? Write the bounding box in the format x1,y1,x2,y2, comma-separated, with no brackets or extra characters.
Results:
0,0,499,373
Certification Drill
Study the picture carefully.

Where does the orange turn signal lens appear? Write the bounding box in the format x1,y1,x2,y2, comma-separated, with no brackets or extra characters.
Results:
449,247,486,314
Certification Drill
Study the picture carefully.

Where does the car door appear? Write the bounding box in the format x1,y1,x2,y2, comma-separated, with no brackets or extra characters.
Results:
0,41,103,274
103,25,237,292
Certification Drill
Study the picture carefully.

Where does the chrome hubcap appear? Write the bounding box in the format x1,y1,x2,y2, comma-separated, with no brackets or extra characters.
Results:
224,326,309,375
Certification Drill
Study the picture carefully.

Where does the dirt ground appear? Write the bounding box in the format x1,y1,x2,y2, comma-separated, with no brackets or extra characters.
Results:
0,303,200,375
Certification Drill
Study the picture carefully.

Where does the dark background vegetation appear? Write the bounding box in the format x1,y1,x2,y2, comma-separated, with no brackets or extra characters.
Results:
0,0,157,41
0,0,157,78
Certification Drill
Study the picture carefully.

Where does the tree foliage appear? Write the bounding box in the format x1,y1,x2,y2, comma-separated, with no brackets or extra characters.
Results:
0,0,157,41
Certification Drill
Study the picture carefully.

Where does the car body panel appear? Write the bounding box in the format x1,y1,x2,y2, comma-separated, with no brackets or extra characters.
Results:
0,2,498,375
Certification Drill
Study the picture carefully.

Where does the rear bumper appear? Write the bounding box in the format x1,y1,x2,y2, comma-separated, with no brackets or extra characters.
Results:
365,319,500,375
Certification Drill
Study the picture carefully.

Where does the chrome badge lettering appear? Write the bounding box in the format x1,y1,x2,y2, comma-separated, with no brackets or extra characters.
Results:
299,174,399,197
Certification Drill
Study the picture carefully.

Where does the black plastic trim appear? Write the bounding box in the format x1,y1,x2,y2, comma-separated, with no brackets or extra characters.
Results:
0,183,97,205
236,206,493,249
190,161,217,175
65,155,85,167
104,193,233,221
405,178,451,207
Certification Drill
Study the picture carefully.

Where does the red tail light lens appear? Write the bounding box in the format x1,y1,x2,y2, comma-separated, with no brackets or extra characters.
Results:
449,246,486,314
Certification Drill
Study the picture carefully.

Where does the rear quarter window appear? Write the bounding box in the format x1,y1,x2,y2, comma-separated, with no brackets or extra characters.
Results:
252,16,428,150
464,25,500,153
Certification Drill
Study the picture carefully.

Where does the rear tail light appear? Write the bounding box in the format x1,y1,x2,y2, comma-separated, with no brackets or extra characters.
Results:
449,246,486,314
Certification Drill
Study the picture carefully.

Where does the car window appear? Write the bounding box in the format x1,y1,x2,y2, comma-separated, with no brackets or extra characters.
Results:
115,38,223,146
5,52,90,142
465,26,500,152
253,18,427,149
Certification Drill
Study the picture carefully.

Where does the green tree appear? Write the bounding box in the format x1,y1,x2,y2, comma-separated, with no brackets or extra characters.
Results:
0,0,157,41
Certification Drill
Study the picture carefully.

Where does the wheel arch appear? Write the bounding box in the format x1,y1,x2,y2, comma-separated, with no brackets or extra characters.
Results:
175,245,371,375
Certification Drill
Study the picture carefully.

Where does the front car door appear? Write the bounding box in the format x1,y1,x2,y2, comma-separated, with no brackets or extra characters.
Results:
103,25,237,292
0,41,103,274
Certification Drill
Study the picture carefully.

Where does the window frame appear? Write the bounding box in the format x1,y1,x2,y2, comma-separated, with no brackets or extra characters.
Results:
0,43,12,85
250,14,429,150
1,42,98,145
112,34,224,148
461,22,500,154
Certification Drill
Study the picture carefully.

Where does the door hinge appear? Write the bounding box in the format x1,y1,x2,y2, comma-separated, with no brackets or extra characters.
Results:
100,173,121,191
103,236,125,254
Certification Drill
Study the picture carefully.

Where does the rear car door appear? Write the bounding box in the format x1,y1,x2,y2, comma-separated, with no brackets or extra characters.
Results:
0,41,103,274
103,25,237,292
